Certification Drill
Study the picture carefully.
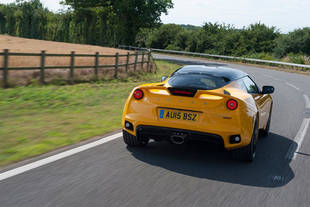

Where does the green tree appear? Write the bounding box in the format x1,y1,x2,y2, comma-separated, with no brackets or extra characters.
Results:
63,0,173,44
241,23,279,54
174,30,191,50
135,28,153,47
144,24,184,49
274,28,310,57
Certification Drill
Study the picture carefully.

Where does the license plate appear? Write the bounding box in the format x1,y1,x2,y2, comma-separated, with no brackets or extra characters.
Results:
158,109,199,122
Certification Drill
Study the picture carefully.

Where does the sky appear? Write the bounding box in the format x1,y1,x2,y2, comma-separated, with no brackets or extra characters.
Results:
0,0,67,11
1,0,310,33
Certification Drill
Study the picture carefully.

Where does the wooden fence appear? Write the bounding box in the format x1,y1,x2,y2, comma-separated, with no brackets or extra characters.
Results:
0,49,152,88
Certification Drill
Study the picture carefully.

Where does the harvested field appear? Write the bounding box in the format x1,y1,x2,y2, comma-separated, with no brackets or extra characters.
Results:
0,35,150,86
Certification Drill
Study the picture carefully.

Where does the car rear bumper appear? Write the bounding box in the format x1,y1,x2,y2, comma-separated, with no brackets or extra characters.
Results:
123,118,251,150
136,125,224,146
123,106,254,149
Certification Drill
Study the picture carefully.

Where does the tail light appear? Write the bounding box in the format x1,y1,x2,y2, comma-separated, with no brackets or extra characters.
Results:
133,89,144,100
227,99,238,110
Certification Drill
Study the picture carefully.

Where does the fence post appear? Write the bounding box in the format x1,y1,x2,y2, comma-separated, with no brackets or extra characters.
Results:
125,52,130,73
147,49,151,72
40,50,46,85
141,52,145,69
70,51,75,83
2,49,9,88
94,52,99,80
134,52,138,72
114,52,119,79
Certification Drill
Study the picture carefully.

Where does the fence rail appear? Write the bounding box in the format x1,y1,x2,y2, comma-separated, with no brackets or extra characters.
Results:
119,45,310,71
0,49,152,88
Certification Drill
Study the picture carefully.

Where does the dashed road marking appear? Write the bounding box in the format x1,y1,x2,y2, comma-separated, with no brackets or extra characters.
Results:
285,82,300,91
286,118,310,160
0,132,122,182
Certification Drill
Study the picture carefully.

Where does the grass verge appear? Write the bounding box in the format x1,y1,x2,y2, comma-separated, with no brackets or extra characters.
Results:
0,60,181,167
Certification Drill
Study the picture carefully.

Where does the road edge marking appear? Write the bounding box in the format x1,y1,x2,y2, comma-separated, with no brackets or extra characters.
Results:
0,132,122,182
303,94,310,109
286,119,310,160
285,82,300,91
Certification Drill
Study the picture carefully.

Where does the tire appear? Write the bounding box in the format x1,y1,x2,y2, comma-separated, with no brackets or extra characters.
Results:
123,130,149,147
260,104,272,137
232,118,258,162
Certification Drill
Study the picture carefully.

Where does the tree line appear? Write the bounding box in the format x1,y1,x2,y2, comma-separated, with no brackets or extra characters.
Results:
1,0,310,63
0,0,172,46
136,23,310,61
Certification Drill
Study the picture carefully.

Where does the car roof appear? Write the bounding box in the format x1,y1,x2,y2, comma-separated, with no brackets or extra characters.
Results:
174,65,248,81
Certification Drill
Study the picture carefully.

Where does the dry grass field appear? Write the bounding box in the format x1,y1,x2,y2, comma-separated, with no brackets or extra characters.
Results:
0,35,147,86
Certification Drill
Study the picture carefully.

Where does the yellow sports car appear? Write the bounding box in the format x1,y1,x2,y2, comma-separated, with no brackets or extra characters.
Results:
122,65,274,162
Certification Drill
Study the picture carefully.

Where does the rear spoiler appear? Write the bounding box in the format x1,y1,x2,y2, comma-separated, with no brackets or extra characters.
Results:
137,85,239,100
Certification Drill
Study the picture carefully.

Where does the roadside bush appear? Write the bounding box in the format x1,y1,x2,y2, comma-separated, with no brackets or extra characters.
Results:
286,53,305,64
165,44,182,51
244,52,276,61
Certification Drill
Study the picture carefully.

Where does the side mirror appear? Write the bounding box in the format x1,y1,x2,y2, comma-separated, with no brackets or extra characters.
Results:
161,76,168,82
261,86,274,94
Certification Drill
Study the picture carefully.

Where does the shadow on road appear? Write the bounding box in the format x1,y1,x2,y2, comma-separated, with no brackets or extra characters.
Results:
155,57,227,67
128,132,295,188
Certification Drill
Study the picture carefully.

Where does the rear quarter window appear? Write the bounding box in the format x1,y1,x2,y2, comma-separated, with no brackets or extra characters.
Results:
242,76,259,94
237,79,248,92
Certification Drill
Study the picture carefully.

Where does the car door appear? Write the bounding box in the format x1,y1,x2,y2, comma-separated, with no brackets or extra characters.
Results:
241,76,270,129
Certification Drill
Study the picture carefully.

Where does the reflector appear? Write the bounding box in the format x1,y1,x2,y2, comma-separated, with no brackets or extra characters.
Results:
133,89,144,100
227,99,238,110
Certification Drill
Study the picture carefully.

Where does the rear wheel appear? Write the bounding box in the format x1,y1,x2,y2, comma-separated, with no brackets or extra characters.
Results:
123,130,149,147
232,118,258,162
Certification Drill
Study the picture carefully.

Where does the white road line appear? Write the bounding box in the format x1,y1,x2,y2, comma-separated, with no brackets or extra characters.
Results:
0,132,122,182
303,94,310,109
286,118,310,160
285,82,300,91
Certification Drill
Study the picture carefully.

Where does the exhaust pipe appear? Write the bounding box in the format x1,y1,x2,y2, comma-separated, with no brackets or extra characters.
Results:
170,133,187,145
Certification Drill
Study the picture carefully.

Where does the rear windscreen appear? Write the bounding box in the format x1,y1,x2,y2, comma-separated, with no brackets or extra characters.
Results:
168,74,230,90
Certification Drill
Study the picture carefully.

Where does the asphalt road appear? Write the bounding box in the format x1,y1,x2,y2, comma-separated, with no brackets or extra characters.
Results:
1,54,310,207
